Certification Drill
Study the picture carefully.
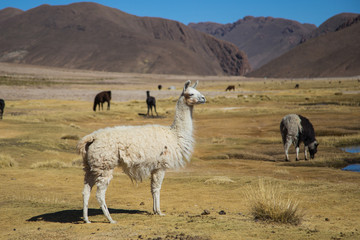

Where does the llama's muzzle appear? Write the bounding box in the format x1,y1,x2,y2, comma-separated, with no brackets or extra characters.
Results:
198,96,206,104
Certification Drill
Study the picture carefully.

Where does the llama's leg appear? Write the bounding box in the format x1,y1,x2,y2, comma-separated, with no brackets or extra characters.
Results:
154,105,158,116
151,169,165,216
147,105,150,116
284,137,292,161
101,102,103,111
96,172,116,223
295,146,300,161
83,172,95,223
304,145,308,160
295,140,300,161
107,101,110,110
83,183,93,223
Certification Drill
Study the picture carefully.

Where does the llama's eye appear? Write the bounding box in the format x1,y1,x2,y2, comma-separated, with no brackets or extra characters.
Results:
189,94,194,96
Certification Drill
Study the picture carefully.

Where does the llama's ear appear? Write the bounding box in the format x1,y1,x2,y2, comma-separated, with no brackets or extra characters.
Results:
191,80,198,89
183,80,191,92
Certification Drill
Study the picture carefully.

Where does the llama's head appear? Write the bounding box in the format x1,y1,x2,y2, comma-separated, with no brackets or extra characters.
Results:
308,140,319,159
182,80,206,106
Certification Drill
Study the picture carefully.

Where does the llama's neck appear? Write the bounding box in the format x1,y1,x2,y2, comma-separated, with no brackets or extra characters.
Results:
170,96,194,160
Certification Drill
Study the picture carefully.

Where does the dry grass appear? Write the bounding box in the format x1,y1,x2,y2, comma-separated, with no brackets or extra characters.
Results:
0,65,360,239
246,179,302,225
30,160,71,169
204,176,235,184
0,154,18,168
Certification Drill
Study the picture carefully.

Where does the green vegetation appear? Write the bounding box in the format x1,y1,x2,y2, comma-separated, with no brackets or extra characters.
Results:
0,74,360,240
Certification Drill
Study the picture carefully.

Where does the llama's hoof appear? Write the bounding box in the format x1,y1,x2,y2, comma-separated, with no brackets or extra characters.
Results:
154,211,165,216
84,220,91,224
110,220,117,224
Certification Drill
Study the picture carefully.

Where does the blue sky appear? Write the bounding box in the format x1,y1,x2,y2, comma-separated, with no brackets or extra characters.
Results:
0,0,359,26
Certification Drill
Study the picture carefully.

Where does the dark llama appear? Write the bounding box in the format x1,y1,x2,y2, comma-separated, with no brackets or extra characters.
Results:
0,99,5,120
93,91,111,111
225,85,235,91
280,114,318,161
146,91,158,116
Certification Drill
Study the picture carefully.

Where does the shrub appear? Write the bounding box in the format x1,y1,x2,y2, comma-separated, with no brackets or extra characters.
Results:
246,179,302,225
0,154,18,168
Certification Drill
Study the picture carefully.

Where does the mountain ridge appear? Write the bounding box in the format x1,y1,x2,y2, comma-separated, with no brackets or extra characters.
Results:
247,20,360,78
0,2,251,76
189,16,316,70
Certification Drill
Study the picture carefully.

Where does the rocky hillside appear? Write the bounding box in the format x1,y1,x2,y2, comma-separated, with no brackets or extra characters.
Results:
0,7,23,22
189,16,316,69
247,17,360,78
0,3,251,76
301,13,360,42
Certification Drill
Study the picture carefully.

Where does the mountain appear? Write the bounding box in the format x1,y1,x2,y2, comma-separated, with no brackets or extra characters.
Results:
301,13,360,42
189,16,316,70
0,3,250,76
247,18,360,78
0,7,23,23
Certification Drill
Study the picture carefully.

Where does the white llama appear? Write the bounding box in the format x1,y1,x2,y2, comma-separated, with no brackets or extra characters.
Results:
77,80,206,223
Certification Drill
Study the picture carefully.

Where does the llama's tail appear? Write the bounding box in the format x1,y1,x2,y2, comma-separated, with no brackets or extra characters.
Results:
77,134,95,159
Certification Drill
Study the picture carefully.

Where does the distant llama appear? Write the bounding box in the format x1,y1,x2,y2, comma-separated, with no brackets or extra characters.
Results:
0,99,5,120
93,91,111,111
280,114,318,161
225,85,235,91
77,80,205,223
146,91,158,116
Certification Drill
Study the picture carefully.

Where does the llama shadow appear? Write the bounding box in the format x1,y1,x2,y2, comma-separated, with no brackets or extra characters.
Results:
138,113,165,119
27,208,150,223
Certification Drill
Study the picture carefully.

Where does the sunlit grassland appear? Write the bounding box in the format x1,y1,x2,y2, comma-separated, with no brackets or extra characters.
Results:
0,75,360,240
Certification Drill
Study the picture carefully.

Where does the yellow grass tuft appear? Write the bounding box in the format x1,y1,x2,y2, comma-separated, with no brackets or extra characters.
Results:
30,160,71,169
204,176,235,184
273,169,290,175
246,179,302,225
0,154,18,168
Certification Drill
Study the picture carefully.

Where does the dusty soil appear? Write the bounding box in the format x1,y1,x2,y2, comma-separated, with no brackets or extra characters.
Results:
1,63,360,240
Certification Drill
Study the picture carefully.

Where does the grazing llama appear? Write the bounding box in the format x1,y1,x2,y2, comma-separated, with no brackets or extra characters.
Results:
77,80,205,223
280,114,318,161
225,85,235,91
146,91,158,116
93,91,111,111
0,99,4,120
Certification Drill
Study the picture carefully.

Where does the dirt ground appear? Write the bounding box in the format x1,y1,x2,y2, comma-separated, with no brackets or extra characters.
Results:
1,63,360,240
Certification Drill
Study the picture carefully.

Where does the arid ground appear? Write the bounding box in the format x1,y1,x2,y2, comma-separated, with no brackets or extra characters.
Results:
1,63,360,240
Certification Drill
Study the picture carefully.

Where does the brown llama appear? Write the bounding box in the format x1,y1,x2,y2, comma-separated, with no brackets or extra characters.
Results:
93,91,111,111
225,85,235,91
